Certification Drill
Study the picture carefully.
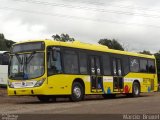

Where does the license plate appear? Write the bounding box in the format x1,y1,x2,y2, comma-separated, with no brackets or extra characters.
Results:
21,90,26,92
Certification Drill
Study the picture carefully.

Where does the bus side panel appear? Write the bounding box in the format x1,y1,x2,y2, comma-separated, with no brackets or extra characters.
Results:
123,80,133,94
125,73,158,93
47,74,72,95
47,75,91,95
103,76,114,94
154,74,158,91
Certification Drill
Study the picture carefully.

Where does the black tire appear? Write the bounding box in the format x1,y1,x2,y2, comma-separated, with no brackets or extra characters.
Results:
102,94,116,99
132,82,140,97
37,95,56,103
70,82,84,102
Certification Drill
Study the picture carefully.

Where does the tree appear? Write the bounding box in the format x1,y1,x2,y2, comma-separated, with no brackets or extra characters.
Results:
5,40,15,49
0,33,15,51
154,51,160,82
0,33,8,51
52,33,75,42
98,38,124,51
0,33,5,39
139,50,152,55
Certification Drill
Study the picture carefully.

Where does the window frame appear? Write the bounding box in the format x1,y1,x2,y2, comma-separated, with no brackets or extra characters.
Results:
102,54,112,76
47,46,63,76
62,49,79,74
78,52,88,75
139,58,148,73
46,46,156,76
148,59,156,74
129,57,140,73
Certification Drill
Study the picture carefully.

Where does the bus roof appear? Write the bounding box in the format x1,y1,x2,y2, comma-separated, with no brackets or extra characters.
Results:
13,39,155,59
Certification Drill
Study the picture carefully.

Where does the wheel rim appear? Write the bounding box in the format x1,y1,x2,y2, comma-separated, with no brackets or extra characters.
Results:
73,86,81,98
134,85,139,95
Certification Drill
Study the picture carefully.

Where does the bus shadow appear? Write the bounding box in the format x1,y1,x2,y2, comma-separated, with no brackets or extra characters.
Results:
17,93,153,104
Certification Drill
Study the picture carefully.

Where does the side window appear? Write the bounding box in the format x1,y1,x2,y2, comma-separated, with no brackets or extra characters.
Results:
113,59,117,76
130,57,139,72
117,59,122,76
47,47,62,76
95,57,101,75
79,53,88,74
2,54,9,65
140,59,148,72
123,56,129,75
63,50,79,74
148,60,156,73
90,56,95,75
103,55,111,75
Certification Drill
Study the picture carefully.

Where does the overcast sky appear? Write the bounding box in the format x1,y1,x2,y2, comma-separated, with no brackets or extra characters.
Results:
1,0,160,53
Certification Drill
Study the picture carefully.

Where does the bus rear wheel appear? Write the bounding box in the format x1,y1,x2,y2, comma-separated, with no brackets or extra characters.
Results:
70,82,84,102
132,82,140,97
37,95,56,102
127,82,140,97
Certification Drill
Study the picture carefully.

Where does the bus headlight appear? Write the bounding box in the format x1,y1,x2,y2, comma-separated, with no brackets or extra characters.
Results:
8,81,14,88
34,78,46,87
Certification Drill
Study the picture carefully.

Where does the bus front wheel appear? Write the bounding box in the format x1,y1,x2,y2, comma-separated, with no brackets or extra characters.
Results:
70,82,84,102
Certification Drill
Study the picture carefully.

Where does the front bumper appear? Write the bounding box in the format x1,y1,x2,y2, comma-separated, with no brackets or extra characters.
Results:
8,87,46,96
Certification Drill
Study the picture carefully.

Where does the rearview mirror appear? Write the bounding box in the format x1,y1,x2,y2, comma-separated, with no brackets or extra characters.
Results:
52,50,57,61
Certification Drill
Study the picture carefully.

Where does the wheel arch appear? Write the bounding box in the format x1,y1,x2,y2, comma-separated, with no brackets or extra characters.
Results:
72,78,85,94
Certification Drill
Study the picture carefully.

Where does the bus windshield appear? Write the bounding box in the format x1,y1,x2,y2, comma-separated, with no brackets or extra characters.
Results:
9,52,44,80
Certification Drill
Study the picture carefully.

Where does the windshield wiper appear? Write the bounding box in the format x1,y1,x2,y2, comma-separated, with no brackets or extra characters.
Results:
27,51,36,64
15,53,23,64
21,51,36,80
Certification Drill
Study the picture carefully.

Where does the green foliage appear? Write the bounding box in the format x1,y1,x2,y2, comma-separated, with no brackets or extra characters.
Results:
154,52,160,82
139,50,152,55
0,33,15,51
154,52,160,74
98,38,124,51
0,33,5,39
52,33,75,42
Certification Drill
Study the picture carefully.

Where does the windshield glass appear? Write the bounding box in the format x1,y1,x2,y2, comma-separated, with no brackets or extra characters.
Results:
9,52,44,80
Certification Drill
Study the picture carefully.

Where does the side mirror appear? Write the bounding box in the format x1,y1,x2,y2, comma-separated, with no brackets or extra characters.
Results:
49,47,60,61
3,51,10,55
52,50,57,61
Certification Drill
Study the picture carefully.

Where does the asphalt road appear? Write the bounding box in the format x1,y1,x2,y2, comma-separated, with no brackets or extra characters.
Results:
0,88,160,115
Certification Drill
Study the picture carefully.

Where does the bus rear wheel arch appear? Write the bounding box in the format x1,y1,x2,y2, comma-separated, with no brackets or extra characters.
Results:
70,80,84,102
126,81,140,97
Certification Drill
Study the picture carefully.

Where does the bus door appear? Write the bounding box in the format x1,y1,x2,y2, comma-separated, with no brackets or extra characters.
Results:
90,56,103,93
112,58,124,92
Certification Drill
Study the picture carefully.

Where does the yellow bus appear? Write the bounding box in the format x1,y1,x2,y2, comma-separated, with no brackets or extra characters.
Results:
8,40,158,102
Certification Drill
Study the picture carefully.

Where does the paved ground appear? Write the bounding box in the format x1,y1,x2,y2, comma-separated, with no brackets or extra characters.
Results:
0,88,160,115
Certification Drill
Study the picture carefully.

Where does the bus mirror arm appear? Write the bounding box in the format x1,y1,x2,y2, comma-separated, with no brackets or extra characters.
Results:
52,50,57,61
2,51,10,56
